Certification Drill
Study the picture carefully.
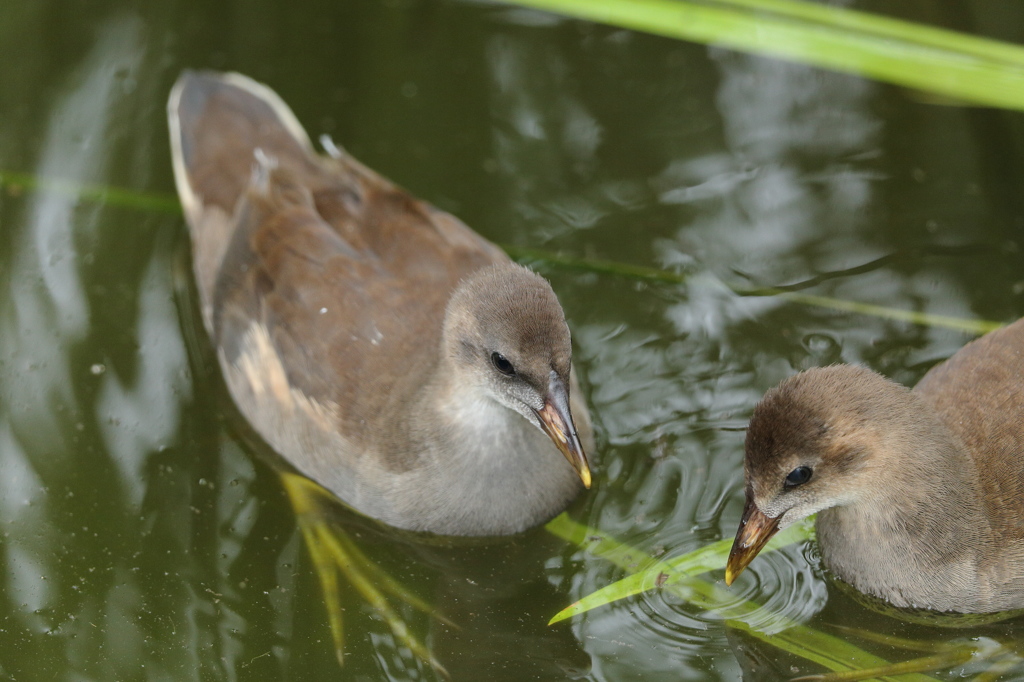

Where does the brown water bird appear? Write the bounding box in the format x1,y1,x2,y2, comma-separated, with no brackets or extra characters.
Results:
725,319,1024,612
167,71,592,536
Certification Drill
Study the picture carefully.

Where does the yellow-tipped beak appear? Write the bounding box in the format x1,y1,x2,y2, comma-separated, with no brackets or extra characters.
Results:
725,497,781,585
536,374,591,489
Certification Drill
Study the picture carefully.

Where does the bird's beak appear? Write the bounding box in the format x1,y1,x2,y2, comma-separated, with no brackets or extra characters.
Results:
535,372,591,489
725,494,780,585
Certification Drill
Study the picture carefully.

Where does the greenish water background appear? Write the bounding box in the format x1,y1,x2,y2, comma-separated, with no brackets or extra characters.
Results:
2,1,1024,680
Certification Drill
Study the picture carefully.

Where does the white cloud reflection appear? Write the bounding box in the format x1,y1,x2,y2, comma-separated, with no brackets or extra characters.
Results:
0,13,148,638
97,254,190,509
0,14,145,479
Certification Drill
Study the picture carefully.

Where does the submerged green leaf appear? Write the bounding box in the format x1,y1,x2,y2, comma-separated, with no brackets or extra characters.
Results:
511,246,1004,334
0,170,182,213
546,514,940,681
546,516,813,624
755,290,1004,335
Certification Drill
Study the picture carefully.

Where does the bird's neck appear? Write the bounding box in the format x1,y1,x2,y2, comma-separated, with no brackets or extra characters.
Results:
419,359,536,463
817,407,993,610
393,359,579,535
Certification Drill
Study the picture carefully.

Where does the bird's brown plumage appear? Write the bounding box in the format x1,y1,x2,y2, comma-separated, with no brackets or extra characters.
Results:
168,71,593,535
727,319,1024,612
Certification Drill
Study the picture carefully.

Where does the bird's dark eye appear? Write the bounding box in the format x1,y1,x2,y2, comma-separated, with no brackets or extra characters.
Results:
491,352,516,376
785,466,813,487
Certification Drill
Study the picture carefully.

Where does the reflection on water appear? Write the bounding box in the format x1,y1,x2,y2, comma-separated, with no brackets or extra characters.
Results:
1,1,1023,680
676,50,881,276
4,14,144,470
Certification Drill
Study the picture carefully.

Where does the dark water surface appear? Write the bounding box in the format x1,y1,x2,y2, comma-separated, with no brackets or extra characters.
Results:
3,1,1024,680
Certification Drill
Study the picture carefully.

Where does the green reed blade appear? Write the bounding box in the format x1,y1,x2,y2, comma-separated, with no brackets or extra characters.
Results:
709,0,1024,67
502,0,1024,112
